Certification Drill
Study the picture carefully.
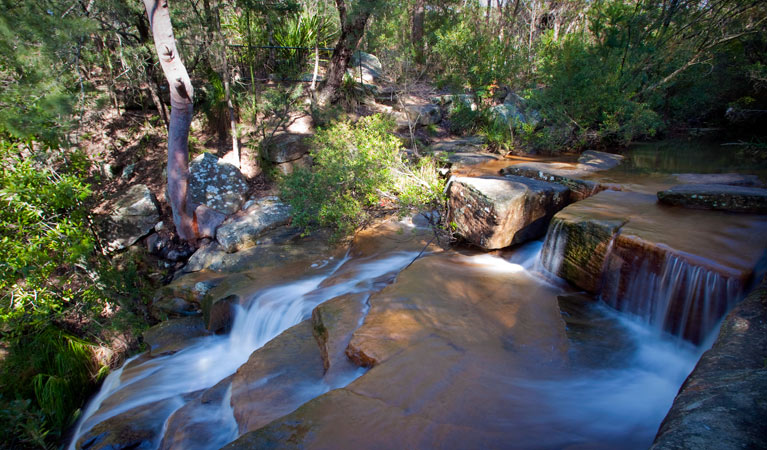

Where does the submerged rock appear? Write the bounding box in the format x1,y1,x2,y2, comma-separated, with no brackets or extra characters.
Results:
657,183,767,213
652,279,767,450
672,173,763,187
188,153,249,215
104,184,160,252
215,197,292,253
447,175,569,250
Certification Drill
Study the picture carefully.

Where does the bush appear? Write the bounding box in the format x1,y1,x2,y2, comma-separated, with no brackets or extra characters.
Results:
280,114,445,238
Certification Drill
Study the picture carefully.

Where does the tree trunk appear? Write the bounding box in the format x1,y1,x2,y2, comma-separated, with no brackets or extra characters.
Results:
411,0,426,65
142,0,196,242
316,0,372,107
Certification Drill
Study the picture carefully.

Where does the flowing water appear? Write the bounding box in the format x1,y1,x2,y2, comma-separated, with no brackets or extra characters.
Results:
70,140,767,449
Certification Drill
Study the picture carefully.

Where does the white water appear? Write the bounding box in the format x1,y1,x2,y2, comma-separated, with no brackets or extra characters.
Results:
70,251,419,449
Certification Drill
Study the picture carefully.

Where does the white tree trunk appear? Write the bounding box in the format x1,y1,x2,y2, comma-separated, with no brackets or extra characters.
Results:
143,0,196,242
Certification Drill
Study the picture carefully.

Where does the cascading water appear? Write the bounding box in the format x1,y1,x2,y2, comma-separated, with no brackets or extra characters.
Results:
70,251,420,449
538,218,567,275
601,251,743,343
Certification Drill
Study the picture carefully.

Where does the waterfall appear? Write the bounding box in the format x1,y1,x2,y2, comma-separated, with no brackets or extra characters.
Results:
539,218,566,276
69,251,419,449
600,252,742,343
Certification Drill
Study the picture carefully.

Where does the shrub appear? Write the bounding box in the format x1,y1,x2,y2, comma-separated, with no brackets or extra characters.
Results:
280,114,445,238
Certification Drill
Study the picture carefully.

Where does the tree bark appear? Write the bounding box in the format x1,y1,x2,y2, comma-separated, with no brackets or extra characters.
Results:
142,0,196,242
411,0,425,65
316,0,373,107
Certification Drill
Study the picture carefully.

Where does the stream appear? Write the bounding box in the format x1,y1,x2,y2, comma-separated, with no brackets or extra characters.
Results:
70,139,767,449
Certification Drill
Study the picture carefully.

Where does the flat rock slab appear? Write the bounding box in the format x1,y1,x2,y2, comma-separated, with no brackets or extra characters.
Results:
657,183,767,213
447,175,570,250
673,173,763,187
105,184,160,251
225,252,569,449
216,197,292,253
578,150,624,170
428,136,486,154
652,279,767,450
189,152,249,215
501,165,616,201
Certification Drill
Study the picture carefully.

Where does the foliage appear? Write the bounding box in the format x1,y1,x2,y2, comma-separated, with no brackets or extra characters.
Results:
280,114,445,238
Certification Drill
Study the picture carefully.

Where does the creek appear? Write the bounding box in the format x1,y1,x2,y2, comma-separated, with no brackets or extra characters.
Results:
70,140,767,449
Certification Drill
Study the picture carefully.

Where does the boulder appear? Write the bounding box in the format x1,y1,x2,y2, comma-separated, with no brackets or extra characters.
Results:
657,183,767,213
261,132,311,164
215,197,292,253
501,166,613,202
188,152,249,215
447,175,570,250
652,279,767,450
427,135,486,154
105,184,160,251
142,316,210,356
348,51,383,84
403,103,442,125
430,94,477,112
672,173,763,187
150,296,199,320
577,150,624,171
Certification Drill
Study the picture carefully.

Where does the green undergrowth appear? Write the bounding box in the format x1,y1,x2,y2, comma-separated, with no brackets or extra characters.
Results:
279,114,446,239
0,138,153,449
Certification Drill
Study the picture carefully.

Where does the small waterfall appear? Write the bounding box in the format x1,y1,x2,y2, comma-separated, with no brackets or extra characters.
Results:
539,219,567,275
601,252,742,343
70,251,419,449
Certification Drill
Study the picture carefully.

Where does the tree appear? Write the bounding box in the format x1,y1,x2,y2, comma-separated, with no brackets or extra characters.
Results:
411,0,426,65
316,0,380,106
142,0,196,241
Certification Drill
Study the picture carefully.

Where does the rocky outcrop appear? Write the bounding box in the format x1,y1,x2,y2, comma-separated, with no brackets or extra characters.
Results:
104,184,160,252
188,153,249,215
403,103,442,125
542,190,767,342
652,279,767,450
215,197,292,253
260,132,312,175
657,183,767,213
578,150,624,171
430,94,476,113
194,204,227,239
447,175,569,250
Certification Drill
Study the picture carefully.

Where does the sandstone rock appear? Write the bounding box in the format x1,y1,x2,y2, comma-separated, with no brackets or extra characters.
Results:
273,154,312,176
230,320,326,433
427,135,486,154
261,132,311,164
444,152,501,169
194,204,227,239
202,294,240,333
657,183,767,213
160,376,237,450
652,279,767,450
501,166,612,201
77,397,194,450
447,175,570,250
673,173,763,187
403,103,442,125
188,153,249,215
311,294,367,374
105,184,160,251
578,150,624,171
348,51,383,84
215,197,292,253
142,316,210,356
150,296,199,320
430,94,477,112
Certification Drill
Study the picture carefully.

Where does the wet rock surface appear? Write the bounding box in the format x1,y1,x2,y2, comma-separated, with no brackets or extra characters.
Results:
501,165,616,201
188,153,249,215
104,184,160,251
447,175,569,249
652,279,767,450
215,197,292,253
142,316,210,356
672,173,763,187
657,183,767,213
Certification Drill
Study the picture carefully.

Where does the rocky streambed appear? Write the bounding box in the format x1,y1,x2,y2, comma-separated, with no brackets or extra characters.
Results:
72,142,767,449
